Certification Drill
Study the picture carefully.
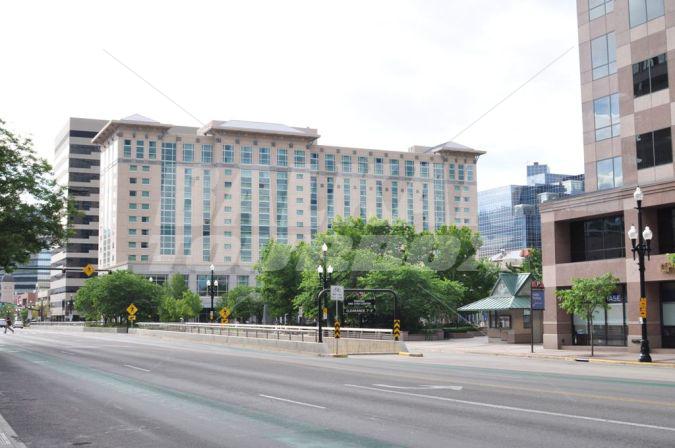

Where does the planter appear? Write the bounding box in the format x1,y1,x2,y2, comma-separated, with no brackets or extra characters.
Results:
661,263,675,274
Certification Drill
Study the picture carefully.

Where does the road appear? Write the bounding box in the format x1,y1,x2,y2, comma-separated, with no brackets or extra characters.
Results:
1,329,674,447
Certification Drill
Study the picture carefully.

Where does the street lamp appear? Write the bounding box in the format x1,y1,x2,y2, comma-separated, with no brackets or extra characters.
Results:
628,186,653,362
207,264,217,322
316,243,333,343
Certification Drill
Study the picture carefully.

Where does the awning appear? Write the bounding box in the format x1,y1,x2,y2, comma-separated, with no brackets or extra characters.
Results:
458,296,531,312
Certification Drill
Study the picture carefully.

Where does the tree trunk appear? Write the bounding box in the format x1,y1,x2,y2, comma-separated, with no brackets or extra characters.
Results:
589,313,594,357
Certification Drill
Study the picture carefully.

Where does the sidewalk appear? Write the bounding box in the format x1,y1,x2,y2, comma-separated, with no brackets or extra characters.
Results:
406,336,675,367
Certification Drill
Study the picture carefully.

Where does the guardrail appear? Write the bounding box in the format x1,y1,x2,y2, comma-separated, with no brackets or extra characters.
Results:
136,322,394,342
28,321,87,326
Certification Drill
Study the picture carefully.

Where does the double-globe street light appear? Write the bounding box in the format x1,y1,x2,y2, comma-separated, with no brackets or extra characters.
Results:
206,264,218,323
316,243,333,343
627,186,653,363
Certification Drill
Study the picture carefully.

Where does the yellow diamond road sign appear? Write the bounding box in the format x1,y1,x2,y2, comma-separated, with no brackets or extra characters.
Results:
128,314,137,321
127,303,138,315
219,307,230,320
639,297,647,318
83,264,95,277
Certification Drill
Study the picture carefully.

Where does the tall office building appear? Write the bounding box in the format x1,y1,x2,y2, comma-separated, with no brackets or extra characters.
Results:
478,163,583,258
92,115,484,305
50,118,106,320
541,0,675,349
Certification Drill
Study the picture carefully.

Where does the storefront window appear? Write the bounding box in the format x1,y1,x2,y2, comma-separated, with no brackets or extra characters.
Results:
572,286,626,346
523,309,532,329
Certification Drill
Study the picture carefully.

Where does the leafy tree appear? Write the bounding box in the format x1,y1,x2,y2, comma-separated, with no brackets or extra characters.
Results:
508,248,542,281
164,273,188,301
0,119,72,272
0,303,15,318
74,270,162,323
217,286,263,323
19,308,28,324
454,258,500,306
556,273,618,356
157,274,201,322
177,291,203,321
255,240,305,318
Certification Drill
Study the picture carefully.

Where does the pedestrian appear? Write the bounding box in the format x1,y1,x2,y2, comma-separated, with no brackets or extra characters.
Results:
4,316,14,334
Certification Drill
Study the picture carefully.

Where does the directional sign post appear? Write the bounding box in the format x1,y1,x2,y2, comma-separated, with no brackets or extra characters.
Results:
639,297,647,319
334,320,341,356
220,307,231,324
127,303,138,327
393,319,401,341
330,285,344,302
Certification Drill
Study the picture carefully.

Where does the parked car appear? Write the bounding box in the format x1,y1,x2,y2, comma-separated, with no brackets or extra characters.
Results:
13,321,23,329
0,318,5,328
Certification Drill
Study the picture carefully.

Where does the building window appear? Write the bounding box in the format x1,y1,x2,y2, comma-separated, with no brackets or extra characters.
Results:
572,286,626,346
142,166,150,172
259,171,270,250
636,127,672,169
570,215,625,262
294,150,305,168
130,177,137,184
449,164,455,180
358,156,369,174
596,156,623,190
241,146,252,164
344,178,351,216
128,229,137,236
657,206,675,253
594,94,620,141
182,143,193,161
148,141,157,160
391,181,398,220
160,143,177,255
405,160,414,177
342,155,352,173
390,159,400,176
591,32,616,80
311,176,318,238
202,170,211,262
311,153,319,171
433,164,445,229
201,144,213,163
223,144,234,163
237,276,249,287
129,203,137,210
184,168,192,256
325,154,335,172
136,140,144,159
123,140,132,158
589,0,614,20
240,170,253,262
375,180,383,218
422,183,429,231
142,178,150,185
458,164,465,181
277,149,288,167
276,171,288,243
375,158,384,175
633,53,668,98
327,177,335,227
130,165,137,172
420,162,429,178
259,147,270,165
407,182,414,225
467,165,474,182
629,0,665,28
359,179,367,219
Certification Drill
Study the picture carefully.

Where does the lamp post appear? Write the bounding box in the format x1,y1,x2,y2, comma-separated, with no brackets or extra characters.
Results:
628,186,653,363
316,243,333,343
206,264,218,323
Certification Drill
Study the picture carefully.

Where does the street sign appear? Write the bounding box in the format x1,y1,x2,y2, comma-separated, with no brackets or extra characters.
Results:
322,307,328,320
127,303,138,315
82,264,95,277
640,297,647,318
331,285,344,302
334,321,341,339
219,307,230,320
393,319,401,341
128,314,137,321
531,289,545,311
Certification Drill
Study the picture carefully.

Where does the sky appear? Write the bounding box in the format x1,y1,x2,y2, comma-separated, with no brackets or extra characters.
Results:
0,0,583,191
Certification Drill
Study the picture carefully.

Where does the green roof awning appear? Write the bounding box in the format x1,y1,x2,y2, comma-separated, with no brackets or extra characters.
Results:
458,296,531,312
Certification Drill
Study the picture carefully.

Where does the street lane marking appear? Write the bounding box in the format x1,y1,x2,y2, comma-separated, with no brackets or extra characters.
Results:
373,384,463,391
0,432,10,446
123,364,150,372
345,384,675,433
259,394,326,409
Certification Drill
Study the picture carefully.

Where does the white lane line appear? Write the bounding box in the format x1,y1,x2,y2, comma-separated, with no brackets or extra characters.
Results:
373,384,463,391
258,394,326,409
123,364,150,372
345,384,675,433
0,431,10,446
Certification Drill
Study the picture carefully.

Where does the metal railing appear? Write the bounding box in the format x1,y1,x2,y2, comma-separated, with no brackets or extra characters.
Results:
27,321,87,326
135,322,394,342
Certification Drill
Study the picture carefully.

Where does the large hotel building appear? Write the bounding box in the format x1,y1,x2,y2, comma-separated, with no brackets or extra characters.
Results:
541,0,675,350
87,115,483,305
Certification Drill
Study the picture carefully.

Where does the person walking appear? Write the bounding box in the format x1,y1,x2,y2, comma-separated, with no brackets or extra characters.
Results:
4,315,14,334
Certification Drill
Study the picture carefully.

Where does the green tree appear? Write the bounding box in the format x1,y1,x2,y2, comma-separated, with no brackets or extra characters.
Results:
0,119,72,272
454,258,500,306
217,286,263,323
19,308,28,324
74,271,162,323
508,248,542,281
556,273,618,356
0,303,15,318
177,290,203,321
255,240,305,319
158,274,201,322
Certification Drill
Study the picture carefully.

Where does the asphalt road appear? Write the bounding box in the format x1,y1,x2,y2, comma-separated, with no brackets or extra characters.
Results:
1,329,674,448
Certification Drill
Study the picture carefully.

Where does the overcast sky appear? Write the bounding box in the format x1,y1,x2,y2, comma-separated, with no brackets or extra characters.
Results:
0,0,582,191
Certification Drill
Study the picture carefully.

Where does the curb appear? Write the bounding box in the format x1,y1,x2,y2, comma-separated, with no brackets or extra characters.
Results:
585,358,675,368
398,352,423,357
319,354,348,358
454,350,675,367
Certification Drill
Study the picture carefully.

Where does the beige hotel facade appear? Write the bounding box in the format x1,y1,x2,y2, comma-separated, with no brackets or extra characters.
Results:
92,116,484,305
542,0,675,350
